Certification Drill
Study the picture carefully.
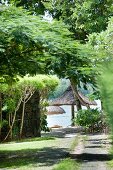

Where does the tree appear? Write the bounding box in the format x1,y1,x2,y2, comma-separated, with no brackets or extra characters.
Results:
0,6,77,80
47,40,95,110
7,1,112,109
0,6,51,80
1,74,59,140
51,0,113,40
1,0,52,15
0,5,95,112
86,16,113,134
87,16,113,65
6,1,113,40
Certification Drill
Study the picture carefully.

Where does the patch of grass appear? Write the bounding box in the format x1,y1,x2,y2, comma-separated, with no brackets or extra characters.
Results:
0,139,56,151
107,160,113,168
70,135,79,151
106,138,113,168
18,136,55,142
52,158,80,170
1,136,55,144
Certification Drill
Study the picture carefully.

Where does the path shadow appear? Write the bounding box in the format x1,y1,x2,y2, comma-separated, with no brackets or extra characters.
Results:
70,153,112,162
86,138,108,142
0,147,69,169
85,145,102,148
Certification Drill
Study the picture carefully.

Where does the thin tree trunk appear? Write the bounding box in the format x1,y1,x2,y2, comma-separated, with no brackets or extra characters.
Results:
20,99,25,139
19,89,35,139
3,98,22,141
8,114,12,140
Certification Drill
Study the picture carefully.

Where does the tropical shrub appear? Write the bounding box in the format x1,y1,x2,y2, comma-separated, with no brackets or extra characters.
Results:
75,108,106,133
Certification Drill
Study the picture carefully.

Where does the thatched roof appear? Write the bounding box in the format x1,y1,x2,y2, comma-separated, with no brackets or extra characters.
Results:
46,106,65,115
49,86,97,106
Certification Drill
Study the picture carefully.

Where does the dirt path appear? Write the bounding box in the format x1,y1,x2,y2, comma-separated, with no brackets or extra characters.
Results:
71,133,111,170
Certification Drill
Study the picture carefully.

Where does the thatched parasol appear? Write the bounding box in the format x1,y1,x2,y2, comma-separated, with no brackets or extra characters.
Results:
49,86,97,126
46,106,65,115
49,86,97,106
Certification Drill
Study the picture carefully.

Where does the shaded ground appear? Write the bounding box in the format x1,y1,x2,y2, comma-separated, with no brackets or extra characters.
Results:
70,134,112,170
1,128,112,170
0,127,79,170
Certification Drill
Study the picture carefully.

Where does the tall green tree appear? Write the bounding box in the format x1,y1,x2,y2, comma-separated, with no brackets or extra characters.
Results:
47,38,95,109
0,5,95,111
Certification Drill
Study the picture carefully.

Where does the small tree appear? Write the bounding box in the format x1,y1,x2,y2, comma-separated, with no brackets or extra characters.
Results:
2,75,59,141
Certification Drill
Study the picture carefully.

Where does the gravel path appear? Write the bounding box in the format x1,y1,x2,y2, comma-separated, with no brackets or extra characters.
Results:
71,133,111,170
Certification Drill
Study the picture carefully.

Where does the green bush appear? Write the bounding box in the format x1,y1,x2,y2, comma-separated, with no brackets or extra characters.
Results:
75,108,105,133
40,113,50,132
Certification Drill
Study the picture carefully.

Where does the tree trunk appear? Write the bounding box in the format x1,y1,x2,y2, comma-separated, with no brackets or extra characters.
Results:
71,105,75,126
20,99,26,139
8,113,12,140
3,98,22,141
70,78,82,111
31,91,41,137
70,78,90,111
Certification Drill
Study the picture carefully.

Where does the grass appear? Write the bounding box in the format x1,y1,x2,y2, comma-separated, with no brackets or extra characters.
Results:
52,158,80,170
107,144,113,168
70,135,79,151
1,136,55,144
105,135,113,168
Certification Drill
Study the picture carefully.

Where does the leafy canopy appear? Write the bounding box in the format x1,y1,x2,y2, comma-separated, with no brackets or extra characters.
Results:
0,6,73,80
2,74,59,112
51,0,113,40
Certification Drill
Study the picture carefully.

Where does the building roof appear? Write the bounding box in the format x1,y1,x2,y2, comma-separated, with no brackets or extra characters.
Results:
49,86,97,106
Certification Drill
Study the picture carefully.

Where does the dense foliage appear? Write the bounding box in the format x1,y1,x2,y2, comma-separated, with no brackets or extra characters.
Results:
98,62,113,133
0,6,74,80
75,108,105,133
5,0,51,15
51,0,113,40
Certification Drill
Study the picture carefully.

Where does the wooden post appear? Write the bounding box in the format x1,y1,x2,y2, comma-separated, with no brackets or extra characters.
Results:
71,105,75,126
